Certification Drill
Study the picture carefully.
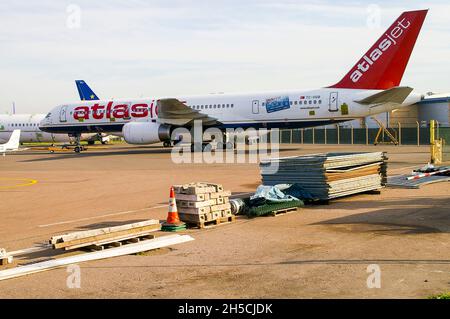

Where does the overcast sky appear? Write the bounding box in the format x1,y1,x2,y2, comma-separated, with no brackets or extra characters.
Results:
0,0,449,114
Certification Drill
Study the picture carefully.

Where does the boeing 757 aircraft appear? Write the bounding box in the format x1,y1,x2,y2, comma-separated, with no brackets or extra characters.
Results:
40,10,428,152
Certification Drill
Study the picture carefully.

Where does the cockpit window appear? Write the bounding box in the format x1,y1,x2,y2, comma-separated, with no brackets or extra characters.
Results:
45,112,52,118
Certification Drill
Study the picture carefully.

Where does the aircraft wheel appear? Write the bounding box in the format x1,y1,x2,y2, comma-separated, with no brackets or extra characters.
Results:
163,141,171,148
74,146,81,153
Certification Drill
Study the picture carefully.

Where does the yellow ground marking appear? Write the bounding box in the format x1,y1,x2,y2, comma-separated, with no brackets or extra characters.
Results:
0,178,38,190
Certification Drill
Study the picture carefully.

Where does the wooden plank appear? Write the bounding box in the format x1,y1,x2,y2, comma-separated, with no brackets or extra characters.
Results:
268,207,298,217
50,219,160,244
63,231,158,251
6,245,51,257
0,248,7,259
187,215,235,229
0,235,195,282
53,224,161,250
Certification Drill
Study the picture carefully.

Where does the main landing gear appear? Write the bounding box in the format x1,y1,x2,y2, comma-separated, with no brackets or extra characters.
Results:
72,134,86,153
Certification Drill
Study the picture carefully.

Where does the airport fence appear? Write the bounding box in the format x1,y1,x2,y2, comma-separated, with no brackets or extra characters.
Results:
438,126,450,162
279,123,450,146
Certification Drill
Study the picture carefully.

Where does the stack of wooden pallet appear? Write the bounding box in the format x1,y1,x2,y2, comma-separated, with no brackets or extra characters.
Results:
174,182,234,228
49,220,161,251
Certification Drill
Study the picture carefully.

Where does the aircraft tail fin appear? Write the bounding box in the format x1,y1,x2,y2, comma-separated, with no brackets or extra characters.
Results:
75,80,100,101
329,9,428,90
4,129,21,150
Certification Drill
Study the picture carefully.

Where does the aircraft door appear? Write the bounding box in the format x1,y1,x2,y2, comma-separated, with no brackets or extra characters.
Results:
252,100,259,114
60,105,68,122
329,92,339,112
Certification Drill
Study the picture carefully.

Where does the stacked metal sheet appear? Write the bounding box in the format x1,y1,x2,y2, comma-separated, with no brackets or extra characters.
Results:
260,152,388,200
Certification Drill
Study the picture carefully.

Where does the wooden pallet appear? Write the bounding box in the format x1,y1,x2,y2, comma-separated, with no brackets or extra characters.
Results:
0,257,12,266
50,220,161,251
0,249,13,266
83,234,156,251
187,215,235,229
178,211,217,223
266,207,298,217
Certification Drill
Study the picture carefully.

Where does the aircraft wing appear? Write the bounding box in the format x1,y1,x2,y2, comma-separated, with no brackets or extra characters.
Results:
157,98,220,126
355,86,414,105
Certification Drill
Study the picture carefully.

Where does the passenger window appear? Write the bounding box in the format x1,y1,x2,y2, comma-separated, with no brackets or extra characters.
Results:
294,101,297,105
314,100,317,104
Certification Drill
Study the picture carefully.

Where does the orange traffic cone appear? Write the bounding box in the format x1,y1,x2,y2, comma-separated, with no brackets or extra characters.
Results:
162,186,186,231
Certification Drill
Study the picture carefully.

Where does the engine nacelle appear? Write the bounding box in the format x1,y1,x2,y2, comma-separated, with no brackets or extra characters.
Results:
122,122,171,145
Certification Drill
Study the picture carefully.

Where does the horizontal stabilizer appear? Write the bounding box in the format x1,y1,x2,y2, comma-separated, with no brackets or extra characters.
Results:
355,86,413,105
157,98,219,126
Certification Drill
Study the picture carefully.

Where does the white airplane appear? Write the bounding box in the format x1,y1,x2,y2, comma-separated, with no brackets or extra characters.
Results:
40,10,428,152
0,129,21,155
0,114,106,145
0,81,107,145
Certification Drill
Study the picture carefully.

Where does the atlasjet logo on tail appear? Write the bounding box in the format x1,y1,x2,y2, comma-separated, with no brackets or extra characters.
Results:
350,17,411,83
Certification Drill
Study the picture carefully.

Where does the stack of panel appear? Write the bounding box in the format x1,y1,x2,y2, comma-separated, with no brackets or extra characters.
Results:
260,152,387,200
173,182,233,227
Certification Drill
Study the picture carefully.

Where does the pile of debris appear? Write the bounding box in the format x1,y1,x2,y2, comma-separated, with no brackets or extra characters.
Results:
174,182,234,228
387,164,450,188
260,152,388,200
0,218,194,281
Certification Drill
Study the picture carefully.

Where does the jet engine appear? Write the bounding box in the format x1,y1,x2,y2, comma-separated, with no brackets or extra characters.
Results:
122,122,171,145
